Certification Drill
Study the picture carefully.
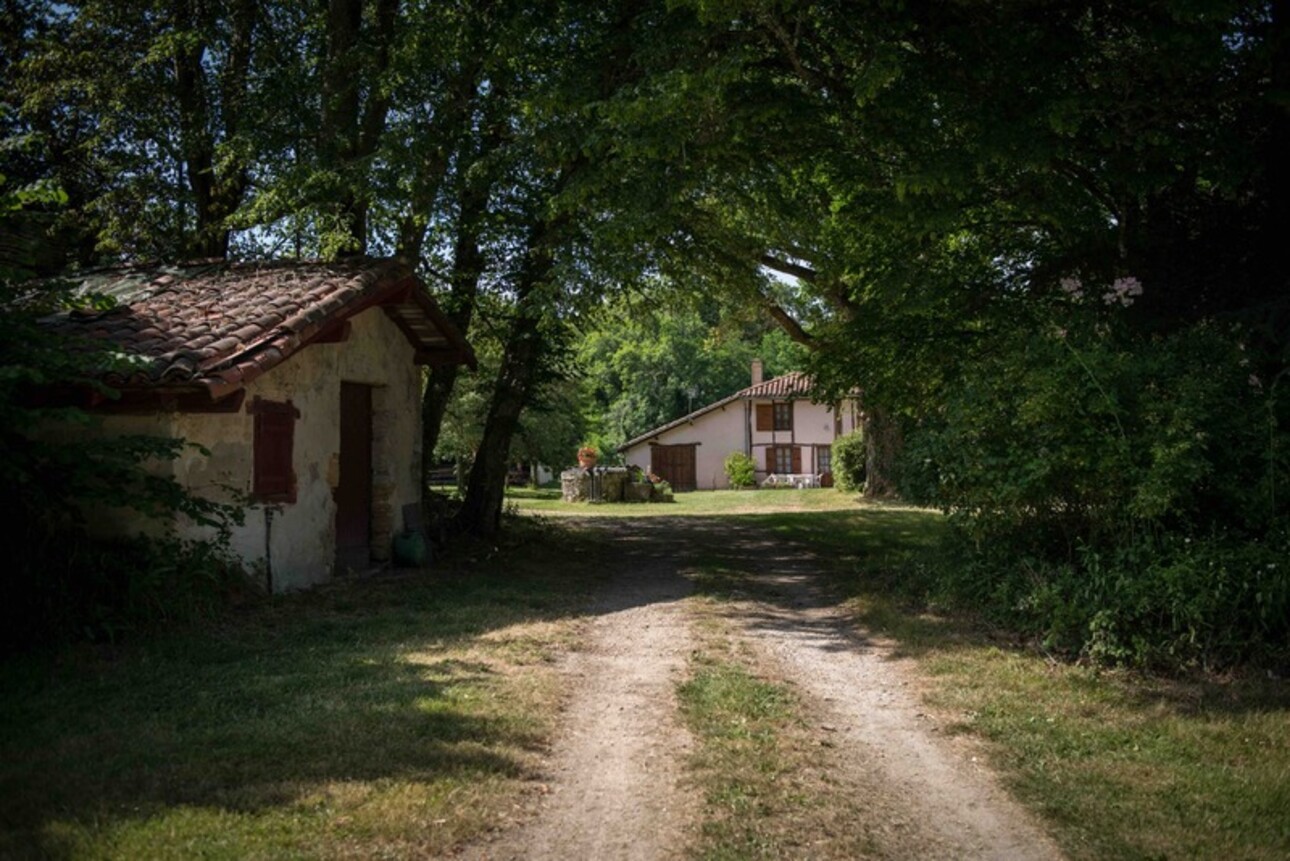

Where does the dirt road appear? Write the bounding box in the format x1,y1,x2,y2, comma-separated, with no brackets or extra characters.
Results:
459,517,1063,861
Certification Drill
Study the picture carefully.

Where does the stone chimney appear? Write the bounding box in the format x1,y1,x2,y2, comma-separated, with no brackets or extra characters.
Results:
751,358,764,386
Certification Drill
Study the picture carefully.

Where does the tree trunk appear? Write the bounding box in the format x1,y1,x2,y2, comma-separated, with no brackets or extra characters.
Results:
320,0,399,254
419,171,488,481
862,406,902,499
453,307,544,535
171,0,255,260
453,215,558,536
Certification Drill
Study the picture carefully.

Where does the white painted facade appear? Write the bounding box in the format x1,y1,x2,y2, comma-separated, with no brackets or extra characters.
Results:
97,306,421,591
623,392,861,491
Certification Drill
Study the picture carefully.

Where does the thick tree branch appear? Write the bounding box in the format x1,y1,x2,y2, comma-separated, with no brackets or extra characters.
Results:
760,252,817,283
761,252,859,321
759,293,816,349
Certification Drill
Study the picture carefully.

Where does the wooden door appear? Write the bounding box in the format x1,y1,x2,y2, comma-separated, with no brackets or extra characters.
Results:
651,444,697,491
336,382,373,571
816,445,834,487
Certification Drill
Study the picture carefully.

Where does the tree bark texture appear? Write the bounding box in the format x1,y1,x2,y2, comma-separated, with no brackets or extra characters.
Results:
171,0,255,259
453,218,559,537
320,0,399,253
419,165,489,481
862,407,902,499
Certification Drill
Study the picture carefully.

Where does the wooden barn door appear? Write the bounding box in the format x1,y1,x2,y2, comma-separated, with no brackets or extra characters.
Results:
336,382,373,572
651,444,697,491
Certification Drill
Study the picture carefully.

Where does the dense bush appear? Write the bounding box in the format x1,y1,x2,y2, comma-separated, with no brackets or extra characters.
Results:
723,451,756,488
831,431,866,493
900,310,1289,669
4,533,251,650
2,205,245,651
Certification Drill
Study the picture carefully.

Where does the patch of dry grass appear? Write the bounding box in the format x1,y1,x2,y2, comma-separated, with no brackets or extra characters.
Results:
0,520,602,860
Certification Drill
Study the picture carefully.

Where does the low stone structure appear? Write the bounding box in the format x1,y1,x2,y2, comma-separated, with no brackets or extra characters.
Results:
561,468,673,503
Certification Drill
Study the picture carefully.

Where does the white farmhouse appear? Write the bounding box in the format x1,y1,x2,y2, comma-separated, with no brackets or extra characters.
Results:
618,360,861,490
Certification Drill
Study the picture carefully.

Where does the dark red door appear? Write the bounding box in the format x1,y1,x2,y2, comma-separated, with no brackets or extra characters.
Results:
336,382,373,571
651,444,697,491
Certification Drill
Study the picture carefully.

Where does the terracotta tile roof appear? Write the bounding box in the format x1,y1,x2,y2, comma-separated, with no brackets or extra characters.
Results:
741,371,815,400
40,258,474,401
618,371,823,451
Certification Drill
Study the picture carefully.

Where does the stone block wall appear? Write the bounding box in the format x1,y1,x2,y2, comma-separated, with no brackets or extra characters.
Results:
561,468,673,503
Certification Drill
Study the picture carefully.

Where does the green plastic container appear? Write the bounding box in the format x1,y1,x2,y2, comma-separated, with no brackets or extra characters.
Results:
392,531,428,566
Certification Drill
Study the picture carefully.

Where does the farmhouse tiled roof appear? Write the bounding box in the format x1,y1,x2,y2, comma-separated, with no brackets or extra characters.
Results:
40,258,474,402
741,371,815,399
618,371,824,451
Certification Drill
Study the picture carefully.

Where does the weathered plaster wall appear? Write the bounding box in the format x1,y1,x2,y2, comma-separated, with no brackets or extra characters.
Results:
85,306,422,592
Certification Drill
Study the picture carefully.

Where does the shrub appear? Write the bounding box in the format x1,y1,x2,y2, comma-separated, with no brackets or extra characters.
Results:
4,530,251,652
899,313,1289,669
831,430,866,493
723,451,757,488
1,216,245,652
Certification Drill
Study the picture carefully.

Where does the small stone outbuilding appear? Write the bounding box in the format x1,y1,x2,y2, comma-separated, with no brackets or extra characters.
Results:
40,258,473,591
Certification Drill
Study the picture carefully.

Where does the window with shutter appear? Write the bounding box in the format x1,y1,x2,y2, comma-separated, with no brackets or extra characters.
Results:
769,445,795,474
251,398,299,504
755,403,773,431
773,402,793,431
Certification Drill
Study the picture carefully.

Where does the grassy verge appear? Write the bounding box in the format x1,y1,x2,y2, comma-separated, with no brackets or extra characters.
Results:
758,507,1290,861
0,518,603,860
508,486,872,518
677,576,880,860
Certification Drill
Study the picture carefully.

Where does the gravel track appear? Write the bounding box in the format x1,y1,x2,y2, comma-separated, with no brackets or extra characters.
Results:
456,516,1063,861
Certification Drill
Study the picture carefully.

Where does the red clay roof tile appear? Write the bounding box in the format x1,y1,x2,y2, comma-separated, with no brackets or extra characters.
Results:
40,258,474,397
618,371,838,451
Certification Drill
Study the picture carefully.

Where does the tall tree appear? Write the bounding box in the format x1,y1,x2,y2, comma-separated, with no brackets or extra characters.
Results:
12,0,286,262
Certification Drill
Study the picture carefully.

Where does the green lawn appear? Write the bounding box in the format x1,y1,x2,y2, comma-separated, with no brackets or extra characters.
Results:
0,520,603,860
507,485,894,517
4,495,1286,860
748,505,1290,861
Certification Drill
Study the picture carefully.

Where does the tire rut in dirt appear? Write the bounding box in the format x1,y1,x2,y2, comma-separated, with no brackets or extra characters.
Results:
459,532,696,861
710,520,1065,861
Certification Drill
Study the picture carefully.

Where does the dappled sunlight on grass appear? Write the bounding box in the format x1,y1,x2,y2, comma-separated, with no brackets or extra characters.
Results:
0,521,603,860
597,499,1290,861
508,486,879,517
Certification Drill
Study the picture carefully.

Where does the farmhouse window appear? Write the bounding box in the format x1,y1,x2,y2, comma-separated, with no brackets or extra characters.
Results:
816,446,832,475
251,398,299,504
773,402,793,431
767,445,801,474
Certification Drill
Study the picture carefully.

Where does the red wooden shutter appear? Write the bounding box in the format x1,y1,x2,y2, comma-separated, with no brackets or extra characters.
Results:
790,446,802,473
765,446,774,472
251,398,298,503
755,403,773,431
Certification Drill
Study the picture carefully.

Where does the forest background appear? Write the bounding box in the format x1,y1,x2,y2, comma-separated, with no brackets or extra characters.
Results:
1,0,1287,669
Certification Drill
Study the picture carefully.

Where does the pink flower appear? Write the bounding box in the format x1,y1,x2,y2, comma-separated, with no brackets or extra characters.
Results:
1103,276,1143,307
